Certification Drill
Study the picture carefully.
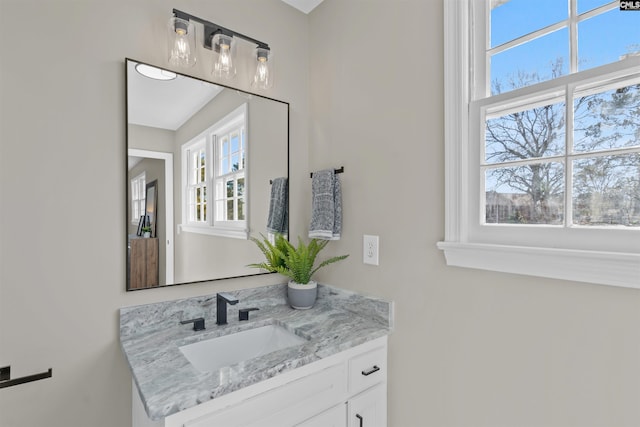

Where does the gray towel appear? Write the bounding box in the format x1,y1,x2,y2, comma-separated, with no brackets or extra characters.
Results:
266,177,288,234
309,169,342,240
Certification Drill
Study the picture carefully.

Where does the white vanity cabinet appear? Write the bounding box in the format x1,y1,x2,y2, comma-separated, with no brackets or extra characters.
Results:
133,336,388,427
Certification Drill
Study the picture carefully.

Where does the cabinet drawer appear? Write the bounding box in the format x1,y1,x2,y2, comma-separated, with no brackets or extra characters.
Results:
348,346,386,395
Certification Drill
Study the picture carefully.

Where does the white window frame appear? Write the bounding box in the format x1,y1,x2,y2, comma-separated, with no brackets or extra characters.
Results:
213,121,247,229
131,172,146,224
184,137,208,226
437,0,640,289
180,103,248,239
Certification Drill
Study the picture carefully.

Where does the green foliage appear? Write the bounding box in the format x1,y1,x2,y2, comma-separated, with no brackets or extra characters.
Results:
247,233,289,272
248,234,348,284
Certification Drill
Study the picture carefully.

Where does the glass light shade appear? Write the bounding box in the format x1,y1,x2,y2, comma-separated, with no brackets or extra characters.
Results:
168,17,196,68
212,34,237,80
251,48,274,90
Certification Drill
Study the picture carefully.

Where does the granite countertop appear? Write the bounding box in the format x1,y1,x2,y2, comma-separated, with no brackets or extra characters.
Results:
119,283,393,421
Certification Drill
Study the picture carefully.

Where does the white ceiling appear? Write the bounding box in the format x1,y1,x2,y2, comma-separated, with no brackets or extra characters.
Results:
280,0,325,14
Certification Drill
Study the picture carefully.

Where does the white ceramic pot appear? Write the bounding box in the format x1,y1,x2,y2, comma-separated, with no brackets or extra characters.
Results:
287,280,317,309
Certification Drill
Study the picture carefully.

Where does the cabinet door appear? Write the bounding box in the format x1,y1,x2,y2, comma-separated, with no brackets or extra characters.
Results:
296,403,346,427
184,363,345,427
347,385,387,427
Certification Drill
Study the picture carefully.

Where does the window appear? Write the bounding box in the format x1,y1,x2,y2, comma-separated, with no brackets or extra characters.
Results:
438,0,640,288
131,172,146,224
214,125,246,225
180,104,248,239
185,139,208,225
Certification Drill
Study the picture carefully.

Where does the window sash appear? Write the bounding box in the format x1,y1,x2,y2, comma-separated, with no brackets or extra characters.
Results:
213,122,246,225
477,0,620,99
131,172,146,223
473,63,640,229
185,143,208,225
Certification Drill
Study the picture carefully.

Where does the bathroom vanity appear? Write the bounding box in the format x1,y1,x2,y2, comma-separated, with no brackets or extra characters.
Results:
120,284,393,427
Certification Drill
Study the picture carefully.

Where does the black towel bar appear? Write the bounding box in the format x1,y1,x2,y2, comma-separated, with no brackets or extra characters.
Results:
0,366,53,389
269,177,289,185
310,166,344,178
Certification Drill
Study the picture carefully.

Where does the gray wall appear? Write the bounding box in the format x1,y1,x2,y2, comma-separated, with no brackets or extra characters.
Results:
0,1,308,426
309,1,640,427
1,1,638,427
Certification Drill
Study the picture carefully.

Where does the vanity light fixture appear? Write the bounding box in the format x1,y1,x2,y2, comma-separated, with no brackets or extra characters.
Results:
251,47,273,90
169,9,274,89
211,33,236,80
168,16,197,68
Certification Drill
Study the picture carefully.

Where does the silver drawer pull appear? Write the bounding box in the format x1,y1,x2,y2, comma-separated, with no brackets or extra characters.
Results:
361,365,380,376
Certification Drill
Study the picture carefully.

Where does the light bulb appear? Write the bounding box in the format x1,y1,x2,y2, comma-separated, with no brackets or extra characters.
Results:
212,35,236,80
251,48,273,90
168,17,196,68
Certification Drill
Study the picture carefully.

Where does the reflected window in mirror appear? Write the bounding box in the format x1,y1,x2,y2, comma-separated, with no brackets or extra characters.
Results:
180,103,248,239
215,110,246,224
185,140,207,224
131,171,146,224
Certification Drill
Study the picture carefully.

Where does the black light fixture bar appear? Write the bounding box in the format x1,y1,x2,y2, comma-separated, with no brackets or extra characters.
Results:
172,9,270,52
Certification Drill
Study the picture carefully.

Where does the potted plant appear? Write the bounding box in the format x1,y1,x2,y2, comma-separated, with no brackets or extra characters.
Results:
249,234,348,309
141,226,152,238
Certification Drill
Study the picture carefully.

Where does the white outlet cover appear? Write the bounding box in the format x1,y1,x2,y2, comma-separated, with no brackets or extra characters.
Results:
363,235,379,266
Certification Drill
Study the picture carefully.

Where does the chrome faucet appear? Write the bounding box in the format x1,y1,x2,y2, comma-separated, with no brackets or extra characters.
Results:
216,292,239,325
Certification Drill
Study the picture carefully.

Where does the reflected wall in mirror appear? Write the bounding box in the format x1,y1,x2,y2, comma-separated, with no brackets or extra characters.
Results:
126,59,289,290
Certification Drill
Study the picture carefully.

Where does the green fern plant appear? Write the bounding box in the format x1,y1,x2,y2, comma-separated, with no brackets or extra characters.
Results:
247,233,290,272
248,234,348,284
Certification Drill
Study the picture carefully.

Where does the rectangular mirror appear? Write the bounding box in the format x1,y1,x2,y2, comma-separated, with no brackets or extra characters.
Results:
126,59,289,290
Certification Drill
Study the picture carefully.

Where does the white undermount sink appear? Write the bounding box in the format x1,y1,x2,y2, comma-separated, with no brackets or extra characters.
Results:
179,324,307,372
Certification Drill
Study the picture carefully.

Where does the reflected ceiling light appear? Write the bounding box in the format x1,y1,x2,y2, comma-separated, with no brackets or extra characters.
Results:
135,63,177,81
169,9,273,89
